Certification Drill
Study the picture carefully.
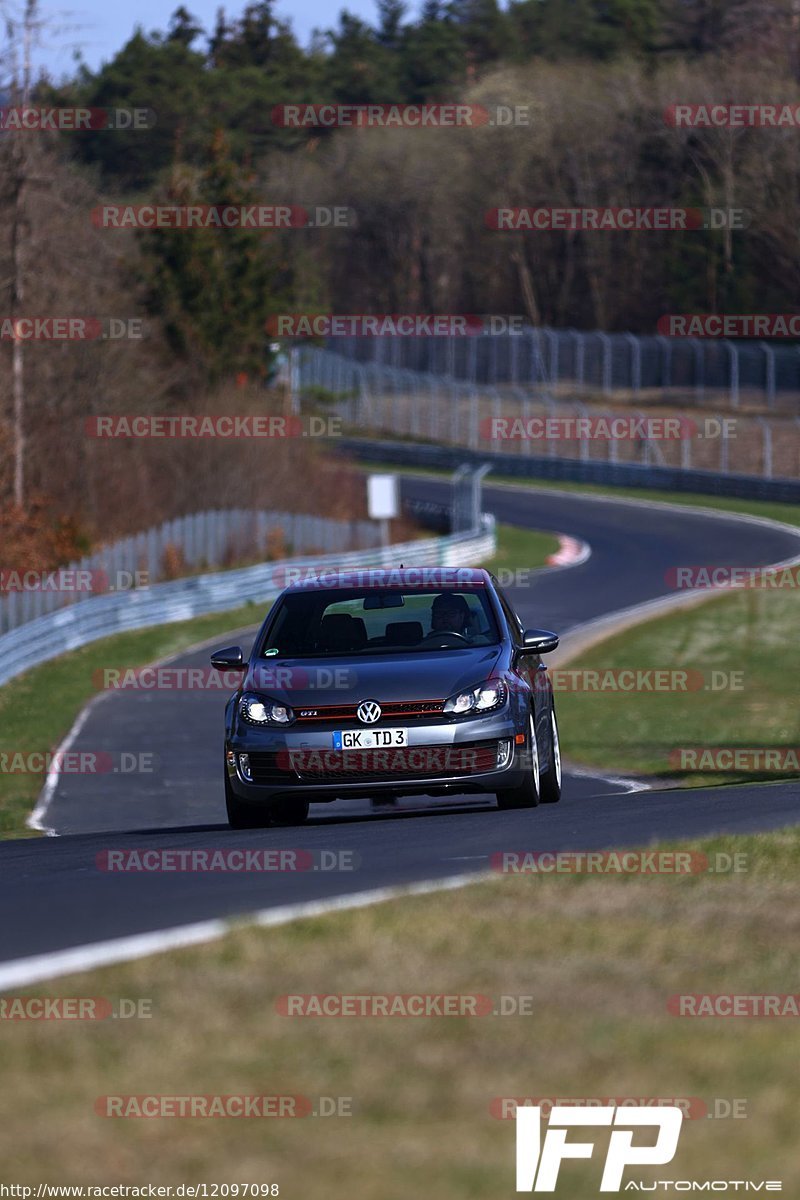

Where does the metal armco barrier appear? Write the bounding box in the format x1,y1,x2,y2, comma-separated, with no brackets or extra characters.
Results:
0,508,383,636
0,520,496,688
340,438,800,505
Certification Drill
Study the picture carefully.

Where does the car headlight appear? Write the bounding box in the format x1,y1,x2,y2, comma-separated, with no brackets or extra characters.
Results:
443,680,506,715
239,693,294,726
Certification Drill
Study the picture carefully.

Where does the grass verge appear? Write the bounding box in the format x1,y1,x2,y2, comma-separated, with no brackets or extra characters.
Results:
557,584,800,787
0,829,797,1193
0,524,555,839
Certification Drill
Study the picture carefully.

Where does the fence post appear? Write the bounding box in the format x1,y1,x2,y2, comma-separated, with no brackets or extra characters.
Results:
763,344,776,410
657,335,672,398
607,409,618,464
576,401,591,462
625,333,641,397
450,383,461,446
598,333,612,396
720,421,730,473
470,387,479,450
510,333,519,385
690,339,704,407
573,331,585,392
471,464,492,532
758,418,773,478
725,341,740,409
451,465,469,532
546,330,558,390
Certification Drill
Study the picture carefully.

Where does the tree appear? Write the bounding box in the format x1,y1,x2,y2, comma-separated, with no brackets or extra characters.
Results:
66,31,208,187
508,0,661,60
450,0,510,69
325,11,394,102
139,132,283,384
376,0,407,49
167,6,204,48
401,0,466,98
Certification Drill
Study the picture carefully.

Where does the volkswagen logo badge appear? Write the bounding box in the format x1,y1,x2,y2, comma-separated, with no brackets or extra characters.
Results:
357,700,382,725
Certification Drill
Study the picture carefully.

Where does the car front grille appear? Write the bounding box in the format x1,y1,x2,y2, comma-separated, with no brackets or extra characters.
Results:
293,700,445,724
245,741,498,785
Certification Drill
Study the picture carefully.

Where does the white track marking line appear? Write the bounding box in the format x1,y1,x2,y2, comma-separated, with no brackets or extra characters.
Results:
0,872,486,992
27,622,261,836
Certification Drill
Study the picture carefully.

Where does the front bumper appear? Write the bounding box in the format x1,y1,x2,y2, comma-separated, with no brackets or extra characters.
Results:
225,710,527,806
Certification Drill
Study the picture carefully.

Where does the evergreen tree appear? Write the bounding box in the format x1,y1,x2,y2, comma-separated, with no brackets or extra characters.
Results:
139,132,283,384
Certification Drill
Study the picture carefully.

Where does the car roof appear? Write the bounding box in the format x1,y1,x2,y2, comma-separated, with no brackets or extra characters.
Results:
281,566,492,593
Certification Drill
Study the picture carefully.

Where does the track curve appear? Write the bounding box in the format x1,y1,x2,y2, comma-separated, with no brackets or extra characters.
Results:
1,478,799,971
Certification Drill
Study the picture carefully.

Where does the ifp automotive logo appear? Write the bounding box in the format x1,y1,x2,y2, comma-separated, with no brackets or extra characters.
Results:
515,1104,683,1191
514,1105,783,1192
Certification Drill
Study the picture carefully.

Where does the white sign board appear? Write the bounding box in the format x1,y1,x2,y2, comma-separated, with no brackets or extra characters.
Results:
367,474,399,520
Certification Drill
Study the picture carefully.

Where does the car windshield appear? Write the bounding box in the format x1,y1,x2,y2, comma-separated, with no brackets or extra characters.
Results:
259,587,501,657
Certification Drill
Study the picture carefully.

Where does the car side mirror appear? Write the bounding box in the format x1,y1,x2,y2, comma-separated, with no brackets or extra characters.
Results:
520,629,559,655
210,645,245,670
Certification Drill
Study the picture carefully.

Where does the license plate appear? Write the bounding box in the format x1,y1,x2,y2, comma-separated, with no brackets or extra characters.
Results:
332,728,408,750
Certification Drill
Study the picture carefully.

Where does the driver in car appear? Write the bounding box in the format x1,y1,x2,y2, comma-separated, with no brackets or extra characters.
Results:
430,592,472,637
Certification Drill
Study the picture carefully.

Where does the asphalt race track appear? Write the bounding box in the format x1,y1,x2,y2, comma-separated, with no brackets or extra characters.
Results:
1,478,799,970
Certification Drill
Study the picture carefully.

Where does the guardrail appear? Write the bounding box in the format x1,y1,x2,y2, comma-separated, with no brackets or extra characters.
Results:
0,508,383,636
340,437,800,504
0,519,496,688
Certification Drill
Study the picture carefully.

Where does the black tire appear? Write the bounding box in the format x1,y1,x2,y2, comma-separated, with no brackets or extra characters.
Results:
269,796,310,826
225,769,269,829
496,713,540,810
538,705,563,805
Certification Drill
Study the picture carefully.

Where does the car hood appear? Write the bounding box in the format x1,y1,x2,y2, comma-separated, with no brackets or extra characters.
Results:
244,645,505,706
